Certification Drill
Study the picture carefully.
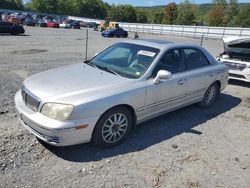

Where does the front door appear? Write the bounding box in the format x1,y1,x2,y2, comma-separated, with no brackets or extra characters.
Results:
140,49,188,119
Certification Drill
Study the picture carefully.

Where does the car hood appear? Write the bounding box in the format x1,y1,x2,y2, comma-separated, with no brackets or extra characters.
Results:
23,63,133,104
223,37,250,61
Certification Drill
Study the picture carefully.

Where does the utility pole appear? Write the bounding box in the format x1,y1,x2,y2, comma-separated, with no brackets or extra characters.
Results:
85,28,89,61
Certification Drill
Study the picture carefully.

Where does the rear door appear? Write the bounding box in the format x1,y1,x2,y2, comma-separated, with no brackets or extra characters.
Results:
182,48,215,102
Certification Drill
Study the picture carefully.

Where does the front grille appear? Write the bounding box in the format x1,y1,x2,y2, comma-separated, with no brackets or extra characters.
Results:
229,73,246,79
222,61,247,71
21,86,41,111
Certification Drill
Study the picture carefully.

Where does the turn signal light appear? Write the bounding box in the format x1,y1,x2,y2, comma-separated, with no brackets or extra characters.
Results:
75,124,88,130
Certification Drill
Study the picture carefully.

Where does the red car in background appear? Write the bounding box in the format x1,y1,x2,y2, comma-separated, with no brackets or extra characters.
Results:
47,22,59,28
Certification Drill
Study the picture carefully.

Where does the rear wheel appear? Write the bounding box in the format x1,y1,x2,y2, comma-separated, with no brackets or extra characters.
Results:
198,82,219,108
92,107,132,148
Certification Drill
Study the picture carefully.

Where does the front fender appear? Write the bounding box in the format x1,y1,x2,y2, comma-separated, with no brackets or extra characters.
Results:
69,86,146,120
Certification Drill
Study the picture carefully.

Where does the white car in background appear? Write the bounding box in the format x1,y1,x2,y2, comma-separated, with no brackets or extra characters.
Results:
59,22,71,29
217,37,250,82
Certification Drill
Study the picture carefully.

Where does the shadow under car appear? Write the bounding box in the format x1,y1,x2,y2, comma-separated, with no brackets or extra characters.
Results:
40,93,241,162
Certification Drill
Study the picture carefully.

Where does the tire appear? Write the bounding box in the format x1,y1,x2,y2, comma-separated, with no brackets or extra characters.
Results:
198,82,219,108
92,107,133,148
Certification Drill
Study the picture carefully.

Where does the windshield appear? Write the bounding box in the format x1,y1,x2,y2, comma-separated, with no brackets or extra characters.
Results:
91,42,160,79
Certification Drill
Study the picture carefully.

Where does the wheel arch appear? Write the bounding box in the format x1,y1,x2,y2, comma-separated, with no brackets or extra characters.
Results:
214,80,221,91
91,104,137,141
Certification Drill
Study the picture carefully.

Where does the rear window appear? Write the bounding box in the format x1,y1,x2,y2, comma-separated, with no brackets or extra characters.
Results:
184,48,210,70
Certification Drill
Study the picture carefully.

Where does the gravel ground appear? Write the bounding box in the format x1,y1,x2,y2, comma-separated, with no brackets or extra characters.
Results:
0,27,249,188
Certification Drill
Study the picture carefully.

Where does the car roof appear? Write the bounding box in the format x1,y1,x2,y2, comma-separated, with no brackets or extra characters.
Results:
141,39,173,45
121,39,199,50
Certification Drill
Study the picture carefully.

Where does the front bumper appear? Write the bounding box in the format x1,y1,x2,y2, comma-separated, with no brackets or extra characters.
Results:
228,68,250,82
15,91,99,146
219,58,250,83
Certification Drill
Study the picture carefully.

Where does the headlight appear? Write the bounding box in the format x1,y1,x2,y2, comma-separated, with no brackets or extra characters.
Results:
41,103,74,121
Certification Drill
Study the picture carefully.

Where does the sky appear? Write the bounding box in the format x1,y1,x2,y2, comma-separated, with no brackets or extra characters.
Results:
103,0,250,6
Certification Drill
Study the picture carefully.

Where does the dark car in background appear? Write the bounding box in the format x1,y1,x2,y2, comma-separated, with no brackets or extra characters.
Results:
0,21,25,35
69,20,80,29
87,22,99,31
0,12,3,20
102,27,128,38
87,22,98,28
23,18,36,26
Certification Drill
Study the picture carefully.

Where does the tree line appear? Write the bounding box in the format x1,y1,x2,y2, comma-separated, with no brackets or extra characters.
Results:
1,0,249,27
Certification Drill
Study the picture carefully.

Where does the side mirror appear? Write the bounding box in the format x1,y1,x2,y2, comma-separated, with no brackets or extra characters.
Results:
153,70,172,84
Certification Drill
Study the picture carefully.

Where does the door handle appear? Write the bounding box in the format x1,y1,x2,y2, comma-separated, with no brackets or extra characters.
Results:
210,72,216,77
177,79,185,85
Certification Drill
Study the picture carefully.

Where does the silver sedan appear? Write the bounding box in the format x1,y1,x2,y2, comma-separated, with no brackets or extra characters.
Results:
15,39,229,148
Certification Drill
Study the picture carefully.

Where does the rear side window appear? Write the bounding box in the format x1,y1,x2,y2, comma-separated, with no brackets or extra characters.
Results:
183,48,210,70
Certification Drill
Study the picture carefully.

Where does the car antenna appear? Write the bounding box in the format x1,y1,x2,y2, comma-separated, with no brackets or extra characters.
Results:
85,28,89,61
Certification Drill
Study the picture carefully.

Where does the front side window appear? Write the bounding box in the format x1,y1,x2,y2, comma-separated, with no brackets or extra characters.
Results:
151,49,183,77
91,43,160,79
183,48,210,70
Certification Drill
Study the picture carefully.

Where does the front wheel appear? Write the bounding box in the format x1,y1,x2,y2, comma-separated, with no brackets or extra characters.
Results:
198,82,219,108
92,107,133,148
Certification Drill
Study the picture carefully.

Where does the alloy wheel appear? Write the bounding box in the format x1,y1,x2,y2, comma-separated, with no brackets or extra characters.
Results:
205,84,217,105
101,113,128,144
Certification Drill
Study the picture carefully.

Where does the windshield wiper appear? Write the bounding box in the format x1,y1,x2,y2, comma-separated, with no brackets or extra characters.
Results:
100,66,121,76
84,61,120,76
84,60,98,69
